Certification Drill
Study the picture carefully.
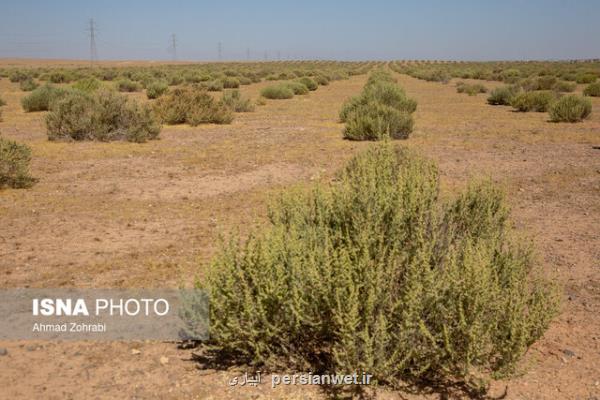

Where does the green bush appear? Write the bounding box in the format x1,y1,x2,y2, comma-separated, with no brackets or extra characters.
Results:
511,90,557,112
296,77,318,91
583,82,600,97
284,81,309,95
222,90,255,112
19,78,39,92
116,79,141,92
9,70,31,83
314,75,330,86
366,69,397,86
21,84,69,112
72,77,101,93
46,89,161,142
222,77,240,89
0,135,36,189
535,75,557,90
154,86,233,125
456,82,487,95
487,85,520,105
206,80,224,92
146,81,169,99
575,73,597,84
202,143,558,392
548,95,592,122
340,81,417,122
552,81,576,93
343,102,413,140
260,84,294,99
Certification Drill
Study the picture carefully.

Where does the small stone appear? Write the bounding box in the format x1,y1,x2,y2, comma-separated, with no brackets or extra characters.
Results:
160,356,169,365
131,349,141,355
0,348,8,356
562,349,575,358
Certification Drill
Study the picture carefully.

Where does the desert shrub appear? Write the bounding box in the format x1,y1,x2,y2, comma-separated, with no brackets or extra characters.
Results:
0,95,5,107
552,81,576,93
206,80,224,92
202,143,559,392
72,77,101,93
511,90,557,112
21,84,69,112
285,81,309,95
47,70,73,83
456,82,487,95
222,77,240,89
487,85,520,105
20,78,39,92
296,77,318,91
366,69,397,86
222,90,255,112
343,102,413,140
260,84,294,99
535,75,557,90
583,82,600,97
146,81,169,99
575,73,597,84
340,81,417,122
0,135,36,189
238,77,253,85
46,89,161,142
548,95,592,122
169,75,184,86
314,75,330,85
116,79,141,92
154,86,233,125
9,70,31,83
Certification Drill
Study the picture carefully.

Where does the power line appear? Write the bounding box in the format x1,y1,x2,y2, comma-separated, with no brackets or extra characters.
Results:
86,18,98,66
169,33,177,61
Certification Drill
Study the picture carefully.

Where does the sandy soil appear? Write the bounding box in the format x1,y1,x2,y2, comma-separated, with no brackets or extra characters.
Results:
0,63,599,399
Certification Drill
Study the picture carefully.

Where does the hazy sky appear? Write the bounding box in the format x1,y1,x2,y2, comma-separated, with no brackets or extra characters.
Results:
1,0,599,61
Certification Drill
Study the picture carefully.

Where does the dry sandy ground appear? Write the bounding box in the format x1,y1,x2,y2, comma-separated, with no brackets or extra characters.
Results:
0,64,599,399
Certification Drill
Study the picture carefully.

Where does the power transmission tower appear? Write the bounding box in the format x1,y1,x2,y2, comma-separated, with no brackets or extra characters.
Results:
246,48,250,60
169,34,177,61
217,41,222,61
87,18,98,66
264,51,268,61
277,50,281,60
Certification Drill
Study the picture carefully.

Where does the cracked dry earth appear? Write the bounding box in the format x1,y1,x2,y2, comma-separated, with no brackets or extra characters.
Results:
0,64,599,399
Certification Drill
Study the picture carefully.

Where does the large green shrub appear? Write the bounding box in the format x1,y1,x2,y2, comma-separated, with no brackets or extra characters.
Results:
154,86,233,125
552,81,576,93
46,89,161,142
548,95,592,122
72,77,101,93
202,143,558,392
146,81,169,99
116,79,141,92
575,73,597,84
296,77,318,91
284,81,309,95
456,82,487,96
19,78,39,92
583,82,600,97
343,102,413,140
260,84,295,99
221,90,255,112
487,85,520,105
0,135,36,189
21,84,69,112
340,81,417,122
222,77,240,89
511,90,558,112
